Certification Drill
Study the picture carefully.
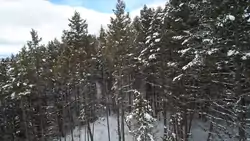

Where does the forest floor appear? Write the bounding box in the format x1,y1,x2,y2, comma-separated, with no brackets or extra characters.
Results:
58,115,249,141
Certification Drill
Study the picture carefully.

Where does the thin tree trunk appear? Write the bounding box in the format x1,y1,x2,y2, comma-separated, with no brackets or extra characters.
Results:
102,64,111,141
85,126,87,141
20,98,29,141
238,97,246,141
63,101,67,141
121,75,125,141
183,109,188,141
234,14,246,141
87,122,93,141
163,102,167,141
66,84,74,141
173,117,178,141
235,58,246,141
106,98,111,141
92,122,95,139
121,108,125,141
69,109,74,141
206,121,213,141
117,106,121,141
188,112,194,134
116,68,122,141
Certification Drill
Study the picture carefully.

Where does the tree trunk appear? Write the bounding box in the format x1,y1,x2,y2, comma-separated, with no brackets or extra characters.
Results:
106,108,111,141
163,105,167,141
206,121,213,141
235,58,246,141
87,122,93,141
183,108,188,141
238,97,246,141
117,105,121,141
121,108,125,141
20,98,29,141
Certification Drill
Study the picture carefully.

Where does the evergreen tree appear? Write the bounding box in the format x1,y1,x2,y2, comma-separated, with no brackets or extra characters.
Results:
106,1,132,141
0,1,249,141
200,0,250,140
126,90,156,141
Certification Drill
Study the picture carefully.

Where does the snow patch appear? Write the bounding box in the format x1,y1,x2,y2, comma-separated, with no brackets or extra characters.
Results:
144,113,154,121
178,48,190,56
149,54,156,60
128,53,133,56
179,3,184,7
57,114,238,141
2,84,11,89
155,38,160,43
207,48,218,55
226,14,235,21
146,39,150,44
202,38,213,44
241,52,250,60
173,74,183,81
227,50,239,56
60,116,134,141
182,54,201,70
243,12,250,22
11,92,15,99
167,62,176,67
172,36,183,40
153,32,159,37
126,114,133,122
182,38,189,45
59,115,165,141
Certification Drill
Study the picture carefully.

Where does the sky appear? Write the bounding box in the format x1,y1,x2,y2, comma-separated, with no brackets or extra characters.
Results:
0,0,165,58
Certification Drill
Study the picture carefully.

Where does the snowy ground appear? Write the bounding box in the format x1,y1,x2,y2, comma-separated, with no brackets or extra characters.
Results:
57,115,135,141
57,115,166,141
57,115,248,141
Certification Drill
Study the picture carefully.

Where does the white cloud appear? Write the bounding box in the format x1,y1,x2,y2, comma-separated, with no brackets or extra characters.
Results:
126,0,165,11
0,0,165,56
130,0,166,18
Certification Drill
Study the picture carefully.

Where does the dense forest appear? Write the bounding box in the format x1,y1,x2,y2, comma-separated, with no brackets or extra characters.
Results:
0,0,250,141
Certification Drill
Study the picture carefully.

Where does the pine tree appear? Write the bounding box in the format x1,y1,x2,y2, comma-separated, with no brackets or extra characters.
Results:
106,1,132,141
159,1,206,140
62,11,88,46
0,1,249,141
136,6,165,119
132,5,155,97
126,90,156,141
199,0,250,140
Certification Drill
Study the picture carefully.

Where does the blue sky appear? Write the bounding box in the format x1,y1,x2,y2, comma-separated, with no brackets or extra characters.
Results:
0,0,165,57
50,0,160,13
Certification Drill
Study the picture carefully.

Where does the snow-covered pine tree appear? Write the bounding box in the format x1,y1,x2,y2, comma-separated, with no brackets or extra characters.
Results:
132,5,155,110
138,6,165,118
62,11,98,141
106,1,132,141
136,5,155,56
1,1,249,141
27,29,51,141
159,0,212,140
98,26,113,141
4,45,36,140
199,0,250,140
0,57,19,141
126,90,156,141
160,1,193,140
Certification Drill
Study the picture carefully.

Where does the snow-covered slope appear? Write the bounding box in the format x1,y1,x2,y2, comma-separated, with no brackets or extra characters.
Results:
58,115,245,141
58,115,164,141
